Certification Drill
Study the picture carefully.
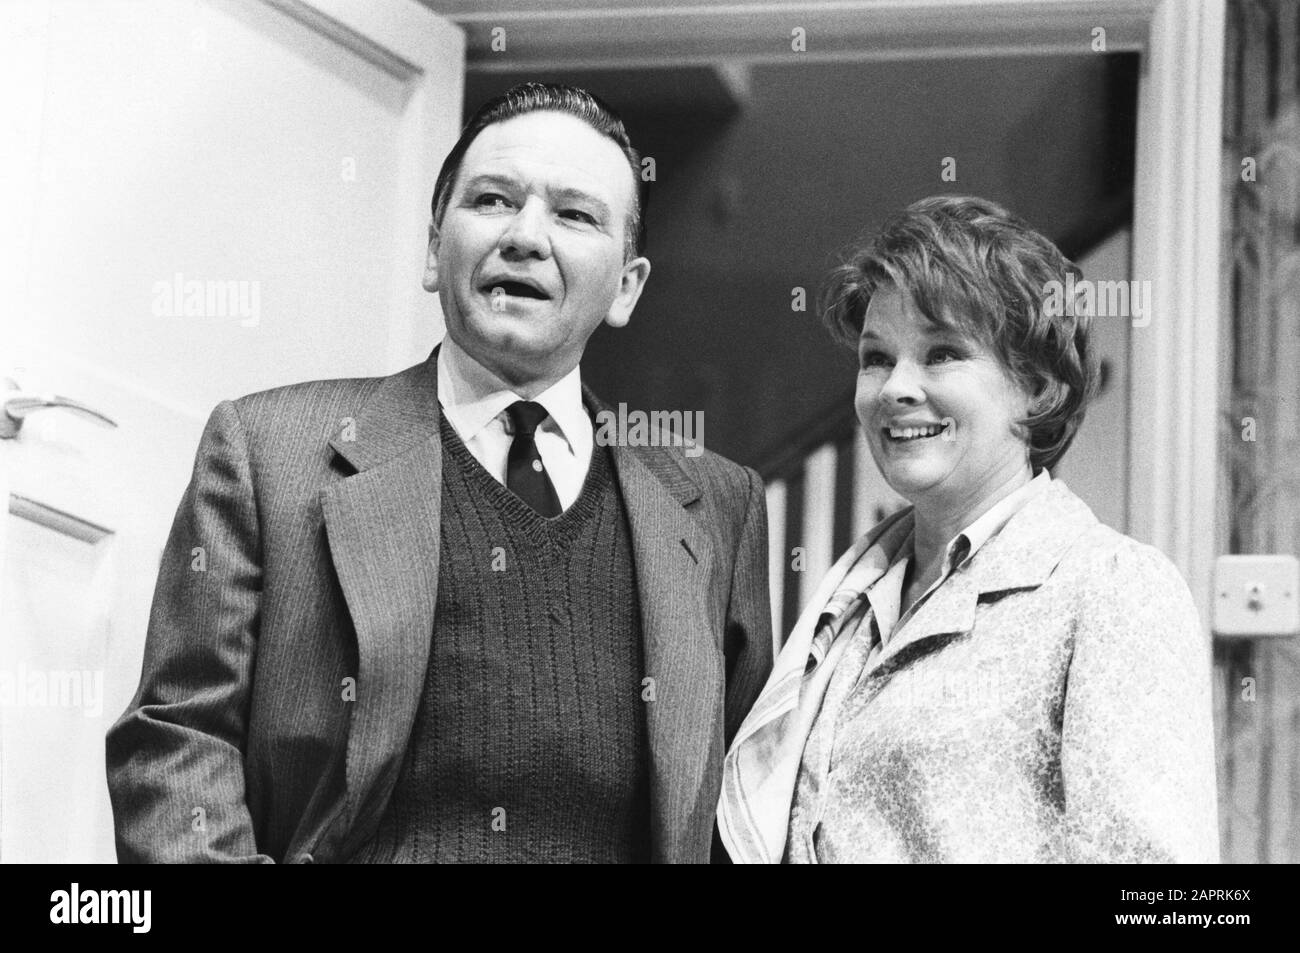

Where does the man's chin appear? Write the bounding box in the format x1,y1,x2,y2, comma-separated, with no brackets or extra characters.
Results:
452,327,571,389
455,315,551,355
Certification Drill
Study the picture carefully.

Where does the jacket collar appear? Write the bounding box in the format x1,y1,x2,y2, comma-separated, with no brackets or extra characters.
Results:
319,351,443,857
583,386,702,508
880,478,1099,665
586,387,716,863
327,353,441,472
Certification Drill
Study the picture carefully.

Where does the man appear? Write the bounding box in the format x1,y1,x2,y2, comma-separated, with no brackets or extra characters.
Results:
106,83,772,863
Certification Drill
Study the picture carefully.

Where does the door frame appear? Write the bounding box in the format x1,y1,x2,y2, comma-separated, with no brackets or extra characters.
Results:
453,0,1226,622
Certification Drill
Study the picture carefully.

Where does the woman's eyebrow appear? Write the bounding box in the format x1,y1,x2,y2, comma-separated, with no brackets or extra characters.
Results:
912,321,967,343
858,327,968,349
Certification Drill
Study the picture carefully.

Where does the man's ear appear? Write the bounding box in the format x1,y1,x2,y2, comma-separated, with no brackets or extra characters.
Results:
604,256,651,329
421,221,441,292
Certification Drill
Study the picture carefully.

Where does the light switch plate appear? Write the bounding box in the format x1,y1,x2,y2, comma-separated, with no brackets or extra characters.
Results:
1213,555,1300,637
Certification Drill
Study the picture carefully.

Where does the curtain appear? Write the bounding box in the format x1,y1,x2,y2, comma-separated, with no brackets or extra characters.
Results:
1220,0,1300,863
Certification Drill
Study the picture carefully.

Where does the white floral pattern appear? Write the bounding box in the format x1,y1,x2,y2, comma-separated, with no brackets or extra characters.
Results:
781,480,1219,863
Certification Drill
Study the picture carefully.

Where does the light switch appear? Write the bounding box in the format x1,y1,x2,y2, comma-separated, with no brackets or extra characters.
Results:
1213,555,1300,637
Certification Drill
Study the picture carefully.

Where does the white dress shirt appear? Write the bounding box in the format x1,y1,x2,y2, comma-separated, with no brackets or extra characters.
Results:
436,337,593,512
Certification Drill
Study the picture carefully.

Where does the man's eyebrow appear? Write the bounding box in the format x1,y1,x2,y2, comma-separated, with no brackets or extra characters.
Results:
548,187,611,219
459,173,519,193
457,176,612,221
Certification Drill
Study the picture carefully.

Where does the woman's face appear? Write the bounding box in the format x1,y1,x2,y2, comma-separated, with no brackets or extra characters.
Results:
855,286,1033,512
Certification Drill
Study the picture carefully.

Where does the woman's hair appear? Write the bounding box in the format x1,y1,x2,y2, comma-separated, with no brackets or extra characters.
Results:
822,195,1099,473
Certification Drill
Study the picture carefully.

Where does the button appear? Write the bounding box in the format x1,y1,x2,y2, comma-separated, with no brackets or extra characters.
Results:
532,459,544,472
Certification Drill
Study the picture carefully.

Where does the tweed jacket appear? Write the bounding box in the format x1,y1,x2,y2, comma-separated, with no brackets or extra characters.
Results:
106,349,772,864
720,479,1219,863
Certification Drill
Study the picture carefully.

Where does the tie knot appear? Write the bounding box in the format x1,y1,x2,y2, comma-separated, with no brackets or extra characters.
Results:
506,400,549,437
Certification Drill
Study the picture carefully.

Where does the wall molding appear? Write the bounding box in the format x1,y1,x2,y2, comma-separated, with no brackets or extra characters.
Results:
453,0,1155,70
262,0,423,80
1128,0,1225,624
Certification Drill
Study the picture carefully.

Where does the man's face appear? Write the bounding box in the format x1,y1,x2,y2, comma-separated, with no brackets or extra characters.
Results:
425,111,650,392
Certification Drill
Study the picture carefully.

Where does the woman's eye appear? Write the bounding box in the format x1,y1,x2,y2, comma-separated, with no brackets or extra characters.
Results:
928,347,962,364
860,351,891,369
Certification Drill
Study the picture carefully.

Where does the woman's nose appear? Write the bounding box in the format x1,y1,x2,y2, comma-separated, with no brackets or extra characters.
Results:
498,198,552,259
879,361,925,405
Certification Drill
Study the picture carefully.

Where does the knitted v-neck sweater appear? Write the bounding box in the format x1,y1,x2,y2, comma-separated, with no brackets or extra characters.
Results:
349,413,650,863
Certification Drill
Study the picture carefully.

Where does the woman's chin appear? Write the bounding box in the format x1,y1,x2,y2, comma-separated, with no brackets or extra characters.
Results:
880,459,948,500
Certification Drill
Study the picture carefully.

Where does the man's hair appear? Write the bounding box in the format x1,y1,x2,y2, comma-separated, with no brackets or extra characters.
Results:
822,195,1098,473
429,82,647,260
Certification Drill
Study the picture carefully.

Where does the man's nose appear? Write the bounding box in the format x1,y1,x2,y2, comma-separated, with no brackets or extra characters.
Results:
497,197,551,259
879,360,925,405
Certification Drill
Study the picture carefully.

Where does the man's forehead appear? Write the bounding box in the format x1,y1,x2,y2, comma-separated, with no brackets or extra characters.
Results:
459,112,634,205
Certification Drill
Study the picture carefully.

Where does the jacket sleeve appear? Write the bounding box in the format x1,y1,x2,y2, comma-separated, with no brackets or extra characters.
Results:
105,400,273,863
1061,541,1220,862
722,465,774,748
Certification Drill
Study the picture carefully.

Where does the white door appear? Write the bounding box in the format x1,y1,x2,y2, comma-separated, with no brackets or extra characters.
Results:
0,0,464,862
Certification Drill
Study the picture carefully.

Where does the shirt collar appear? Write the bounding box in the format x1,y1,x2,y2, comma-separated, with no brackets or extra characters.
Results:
945,469,1052,573
830,469,1051,605
436,337,590,453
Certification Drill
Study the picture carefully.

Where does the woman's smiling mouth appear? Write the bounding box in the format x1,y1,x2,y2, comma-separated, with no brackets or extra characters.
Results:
884,422,949,442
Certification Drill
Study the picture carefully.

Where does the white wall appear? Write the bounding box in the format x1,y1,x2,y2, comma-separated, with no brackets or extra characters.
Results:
1056,227,1132,532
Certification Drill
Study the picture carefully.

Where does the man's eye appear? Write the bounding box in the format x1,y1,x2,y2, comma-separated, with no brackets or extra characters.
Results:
560,209,596,225
860,350,891,369
473,193,511,210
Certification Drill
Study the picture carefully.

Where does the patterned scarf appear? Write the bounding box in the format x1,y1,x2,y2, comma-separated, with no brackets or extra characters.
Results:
717,506,915,863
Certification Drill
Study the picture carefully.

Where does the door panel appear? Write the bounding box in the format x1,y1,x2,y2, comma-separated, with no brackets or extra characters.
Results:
0,0,463,862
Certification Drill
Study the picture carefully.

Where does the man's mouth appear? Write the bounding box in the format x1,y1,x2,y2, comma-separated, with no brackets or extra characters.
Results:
884,422,949,443
482,279,551,301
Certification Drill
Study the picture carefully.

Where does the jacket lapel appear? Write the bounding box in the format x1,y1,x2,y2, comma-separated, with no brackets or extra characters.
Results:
319,352,443,854
879,479,1100,666
596,391,719,864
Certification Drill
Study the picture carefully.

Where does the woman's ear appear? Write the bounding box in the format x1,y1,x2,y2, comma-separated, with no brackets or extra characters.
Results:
1027,377,1056,417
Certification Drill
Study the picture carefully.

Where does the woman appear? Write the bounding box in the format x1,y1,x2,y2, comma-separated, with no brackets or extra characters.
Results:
719,196,1218,863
